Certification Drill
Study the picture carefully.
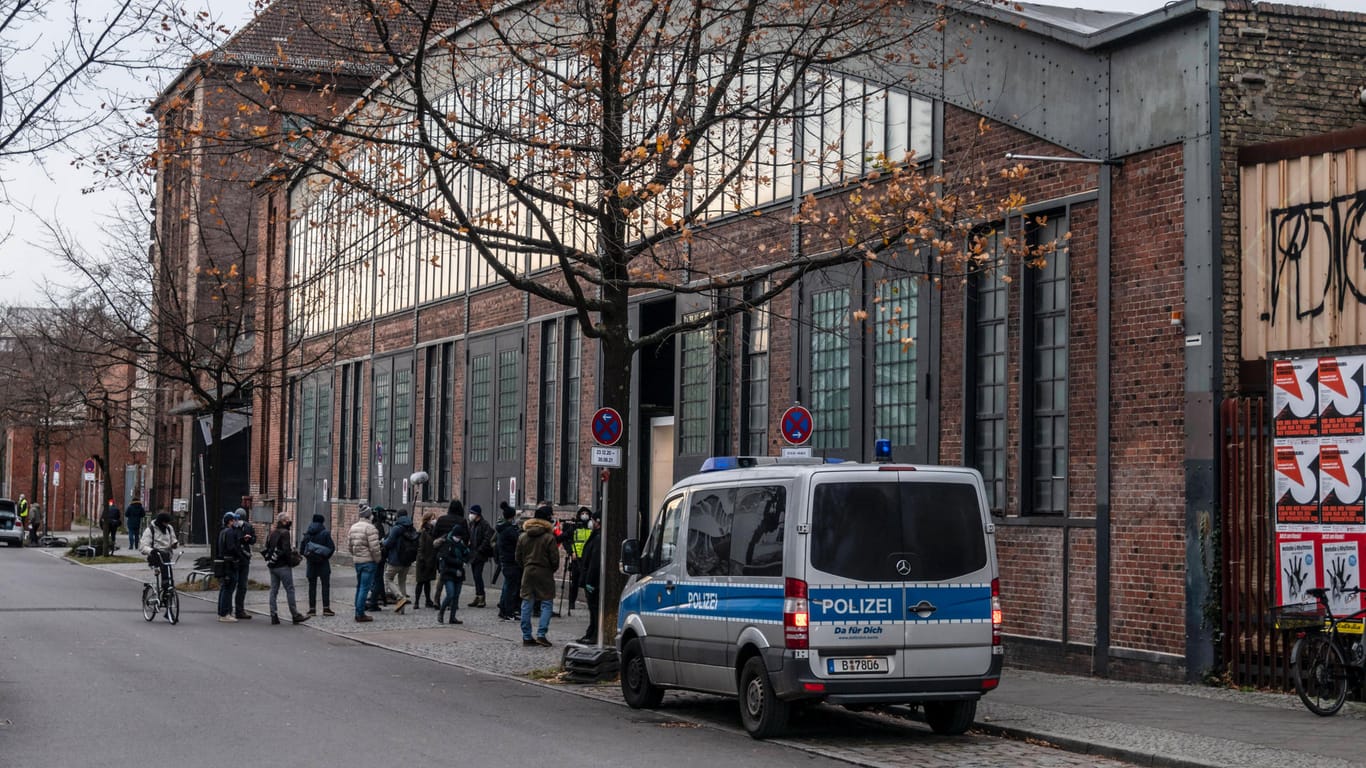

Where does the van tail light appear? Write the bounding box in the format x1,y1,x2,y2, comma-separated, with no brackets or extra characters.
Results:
991,578,1003,651
784,577,809,650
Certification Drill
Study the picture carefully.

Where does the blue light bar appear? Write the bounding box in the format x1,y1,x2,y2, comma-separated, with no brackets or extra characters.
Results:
700,456,739,472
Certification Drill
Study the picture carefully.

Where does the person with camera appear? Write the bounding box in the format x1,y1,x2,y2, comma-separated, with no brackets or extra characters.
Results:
264,513,309,626
466,504,496,608
300,513,336,616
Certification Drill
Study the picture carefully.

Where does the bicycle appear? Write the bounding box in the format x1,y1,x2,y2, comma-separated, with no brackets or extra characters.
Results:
142,550,183,625
1278,586,1366,716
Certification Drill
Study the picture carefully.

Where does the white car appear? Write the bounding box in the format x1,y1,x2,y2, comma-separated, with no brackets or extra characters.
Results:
0,499,25,547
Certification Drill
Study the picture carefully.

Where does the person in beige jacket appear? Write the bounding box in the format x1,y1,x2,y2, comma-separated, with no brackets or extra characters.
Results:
348,507,383,622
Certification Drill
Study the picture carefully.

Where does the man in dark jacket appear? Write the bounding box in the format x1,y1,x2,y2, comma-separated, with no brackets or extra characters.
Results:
124,499,146,550
100,500,121,553
495,502,522,620
232,509,255,620
577,509,603,644
516,503,560,646
300,513,336,616
432,499,464,607
466,505,496,608
382,512,416,612
217,512,243,621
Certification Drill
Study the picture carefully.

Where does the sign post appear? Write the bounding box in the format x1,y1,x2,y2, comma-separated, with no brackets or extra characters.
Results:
779,405,814,458
588,407,624,648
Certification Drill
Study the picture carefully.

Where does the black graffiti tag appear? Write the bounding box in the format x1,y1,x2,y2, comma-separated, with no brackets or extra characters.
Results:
1269,189,1366,323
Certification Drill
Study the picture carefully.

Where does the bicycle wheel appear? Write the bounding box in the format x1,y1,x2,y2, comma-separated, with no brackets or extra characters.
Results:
141,585,157,622
166,589,180,625
1293,633,1348,716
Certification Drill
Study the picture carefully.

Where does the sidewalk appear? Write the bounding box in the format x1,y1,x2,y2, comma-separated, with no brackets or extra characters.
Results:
44,535,1366,768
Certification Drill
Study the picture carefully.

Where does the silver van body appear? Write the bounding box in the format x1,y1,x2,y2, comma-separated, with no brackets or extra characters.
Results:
616,460,1001,737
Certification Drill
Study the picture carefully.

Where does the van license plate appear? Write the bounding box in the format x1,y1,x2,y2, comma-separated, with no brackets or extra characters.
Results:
828,657,889,674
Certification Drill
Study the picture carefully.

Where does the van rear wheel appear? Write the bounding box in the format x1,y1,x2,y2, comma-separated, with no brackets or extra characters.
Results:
620,638,664,709
923,700,977,735
738,656,789,739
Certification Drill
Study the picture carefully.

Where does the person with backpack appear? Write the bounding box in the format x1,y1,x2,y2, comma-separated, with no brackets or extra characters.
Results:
466,504,496,608
495,502,522,620
382,510,419,613
300,513,336,617
413,511,439,610
517,503,560,646
263,513,309,625
436,517,471,625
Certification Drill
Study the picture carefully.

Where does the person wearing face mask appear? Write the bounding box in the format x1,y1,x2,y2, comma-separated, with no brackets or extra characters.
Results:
216,512,243,622
576,509,603,644
465,505,496,608
564,506,594,615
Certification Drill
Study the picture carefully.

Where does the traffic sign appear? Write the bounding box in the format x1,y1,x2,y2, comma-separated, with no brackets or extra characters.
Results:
83,458,96,474
780,405,814,446
591,446,622,468
591,407,623,446
53,460,61,472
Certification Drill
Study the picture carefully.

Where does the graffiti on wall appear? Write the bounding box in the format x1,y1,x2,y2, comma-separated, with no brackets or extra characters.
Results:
1270,189,1366,323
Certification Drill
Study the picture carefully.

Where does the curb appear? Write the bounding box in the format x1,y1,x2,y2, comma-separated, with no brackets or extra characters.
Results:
971,722,1223,768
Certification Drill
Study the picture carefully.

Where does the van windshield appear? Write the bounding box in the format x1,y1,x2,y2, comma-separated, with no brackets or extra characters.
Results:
810,481,987,581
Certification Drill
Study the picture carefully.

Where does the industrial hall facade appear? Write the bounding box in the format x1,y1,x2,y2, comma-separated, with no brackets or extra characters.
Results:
145,0,1366,684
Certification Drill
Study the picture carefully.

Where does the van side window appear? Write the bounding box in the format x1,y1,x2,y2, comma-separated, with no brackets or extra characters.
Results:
644,495,684,573
687,488,735,577
732,485,785,577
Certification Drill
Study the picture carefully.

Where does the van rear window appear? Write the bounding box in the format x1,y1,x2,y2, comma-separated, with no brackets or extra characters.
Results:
810,481,987,581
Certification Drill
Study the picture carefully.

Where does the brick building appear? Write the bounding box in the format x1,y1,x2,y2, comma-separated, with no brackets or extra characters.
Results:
226,0,1366,682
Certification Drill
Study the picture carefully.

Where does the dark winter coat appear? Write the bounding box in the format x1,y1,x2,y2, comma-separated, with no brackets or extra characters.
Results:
301,521,334,576
265,528,297,568
468,516,496,563
101,504,121,531
516,518,560,601
124,502,145,531
433,511,462,541
415,522,438,583
495,518,520,568
580,528,601,592
383,515,415,567
218,525,243,564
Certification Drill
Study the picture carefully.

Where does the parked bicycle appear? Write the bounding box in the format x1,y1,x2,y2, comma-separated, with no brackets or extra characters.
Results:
1278,586,1366,716
142,550,182,625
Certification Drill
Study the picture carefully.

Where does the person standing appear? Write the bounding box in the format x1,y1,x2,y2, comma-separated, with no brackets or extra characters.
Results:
348,507,382,622
100,499,121,553
517,503,560,646
124,499,146,550
495,502,522,620
466,504,495,608
577,510,603,644
264,513,309,625
414,511,438,609
382,511,417,612
565,506,593,614
139,511,179,594
300,513,336,616
432,499,464,607
232,509,256,620
216,512,243,622
367,507,391,612
17,494,29,536
436,518,470,625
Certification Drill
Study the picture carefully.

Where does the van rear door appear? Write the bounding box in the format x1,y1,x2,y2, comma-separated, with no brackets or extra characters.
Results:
806,471,993,681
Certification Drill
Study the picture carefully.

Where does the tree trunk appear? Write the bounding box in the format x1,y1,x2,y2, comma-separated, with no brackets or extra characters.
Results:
598,294,633,645
208,407,226,557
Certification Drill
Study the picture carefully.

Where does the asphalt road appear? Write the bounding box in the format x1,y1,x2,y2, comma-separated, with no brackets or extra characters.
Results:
0,548,841,768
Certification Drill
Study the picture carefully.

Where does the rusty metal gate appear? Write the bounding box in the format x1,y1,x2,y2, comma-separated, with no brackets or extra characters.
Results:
1220,396,1291,688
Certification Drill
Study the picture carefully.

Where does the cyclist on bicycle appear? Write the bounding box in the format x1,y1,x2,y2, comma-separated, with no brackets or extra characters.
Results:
139,512,179,593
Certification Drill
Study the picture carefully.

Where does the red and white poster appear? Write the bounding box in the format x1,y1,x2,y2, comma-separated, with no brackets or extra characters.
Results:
1275,440,1320,526
1274,357,1320,438
1318,355,1366,437
1274,350,1366,608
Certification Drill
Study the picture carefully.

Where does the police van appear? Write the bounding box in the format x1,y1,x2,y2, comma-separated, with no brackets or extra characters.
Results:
616,456,1001,738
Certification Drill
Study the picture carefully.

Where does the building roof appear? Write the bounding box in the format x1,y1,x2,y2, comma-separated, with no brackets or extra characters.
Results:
1013,3,1138,34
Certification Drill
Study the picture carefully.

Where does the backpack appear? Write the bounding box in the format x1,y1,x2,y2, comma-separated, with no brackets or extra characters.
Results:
396,526,420,566
437,531,470,575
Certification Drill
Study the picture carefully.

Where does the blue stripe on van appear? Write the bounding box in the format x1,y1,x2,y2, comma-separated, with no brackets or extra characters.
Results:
810,585,991,623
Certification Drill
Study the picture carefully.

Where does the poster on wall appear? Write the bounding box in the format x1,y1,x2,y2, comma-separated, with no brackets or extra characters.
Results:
1273,349,1366,609
1318,355,1366,437
1275,440,1320,526
1279,539,1317,604
1274,357,1320,438
1320,540,1362,616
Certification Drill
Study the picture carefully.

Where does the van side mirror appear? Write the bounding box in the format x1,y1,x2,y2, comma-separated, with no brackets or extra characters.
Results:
620,538,641,575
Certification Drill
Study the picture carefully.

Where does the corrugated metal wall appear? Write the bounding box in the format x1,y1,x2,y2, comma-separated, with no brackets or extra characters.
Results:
1241,149,1366,358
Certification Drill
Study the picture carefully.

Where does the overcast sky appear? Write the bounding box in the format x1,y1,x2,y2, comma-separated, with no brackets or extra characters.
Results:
3,0,1365,305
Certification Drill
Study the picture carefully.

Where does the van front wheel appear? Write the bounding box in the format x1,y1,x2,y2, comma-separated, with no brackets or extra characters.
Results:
923,700,977,735
620,638,664,709
739,656,789,739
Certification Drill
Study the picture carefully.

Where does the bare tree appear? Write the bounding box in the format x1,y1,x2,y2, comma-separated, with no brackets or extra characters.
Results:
198,0,1054,631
